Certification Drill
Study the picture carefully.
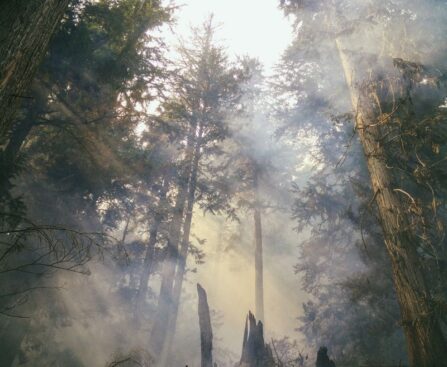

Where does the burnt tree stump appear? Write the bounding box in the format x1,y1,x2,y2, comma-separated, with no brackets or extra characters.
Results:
316,346,336,367
239,311,274,367
197,283,213,367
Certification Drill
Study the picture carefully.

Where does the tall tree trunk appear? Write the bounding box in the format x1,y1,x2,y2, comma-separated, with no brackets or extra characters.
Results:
0,0,69,142
135,175,170,322
0,82,47,194
150,126,197,358
2,118,34,164
157,124,203,367
197,283,213,367
0,114,35,196
336,39,447,367
253,169,264,323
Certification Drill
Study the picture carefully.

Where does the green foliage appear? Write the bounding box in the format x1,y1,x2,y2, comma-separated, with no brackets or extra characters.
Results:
274,0,447,363
0,1,174,363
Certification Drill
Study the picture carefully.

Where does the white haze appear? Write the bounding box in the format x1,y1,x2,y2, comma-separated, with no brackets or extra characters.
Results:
165,0,294,73
156,1,305,361
13,3,304,366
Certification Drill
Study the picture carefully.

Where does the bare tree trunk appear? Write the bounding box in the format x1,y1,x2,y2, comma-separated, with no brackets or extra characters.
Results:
0,81,51,199
197,283,213,367
150,126,197,358
0,0,69,142
2,117,34,163
253,170,264,323
157,124,203,367
336,39,447,367
135,175,170,322
0,112,35,197
149,184,188,355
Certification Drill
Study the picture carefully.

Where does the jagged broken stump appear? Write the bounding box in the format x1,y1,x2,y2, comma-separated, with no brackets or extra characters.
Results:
197,283,213,367
316,347,336,367
239,312,274,367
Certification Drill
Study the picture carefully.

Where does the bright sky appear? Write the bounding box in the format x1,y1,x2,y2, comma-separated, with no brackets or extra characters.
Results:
166,0,294,72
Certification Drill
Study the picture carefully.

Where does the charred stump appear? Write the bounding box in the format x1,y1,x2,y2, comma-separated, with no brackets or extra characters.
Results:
239,311,274,367
197,283,213,367
315,347,336,367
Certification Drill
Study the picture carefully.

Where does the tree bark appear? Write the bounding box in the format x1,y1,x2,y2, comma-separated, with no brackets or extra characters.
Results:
2,118,34,164
197,283,213,367
135,175,170,322
149,126,197,358
336,39,447,367
253,169,264,323
0,113,35,196
149,184,188,356
0,0,69,142
157,124,203,367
